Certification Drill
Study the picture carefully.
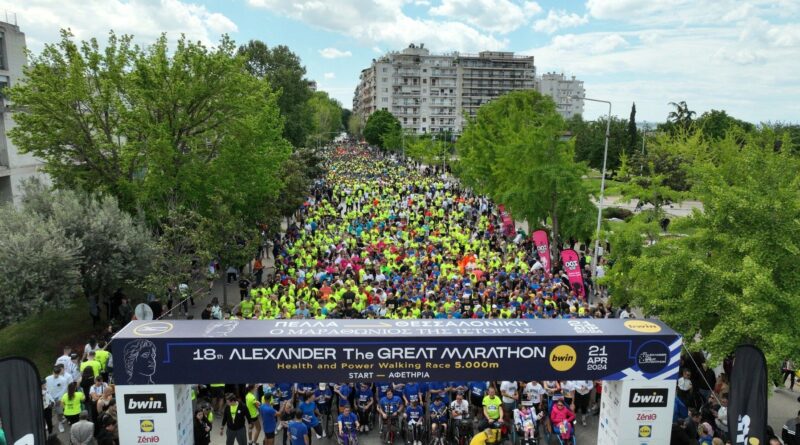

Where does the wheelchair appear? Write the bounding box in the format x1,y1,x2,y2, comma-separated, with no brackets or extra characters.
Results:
452,417,474,445
337,428,359,445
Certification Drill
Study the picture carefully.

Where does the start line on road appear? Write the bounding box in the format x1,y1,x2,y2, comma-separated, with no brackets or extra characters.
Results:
113,318,682,445
113,318,681,384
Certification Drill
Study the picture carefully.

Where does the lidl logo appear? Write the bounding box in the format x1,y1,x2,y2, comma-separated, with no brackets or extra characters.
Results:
624,320,661,333
638,425,651,438
140,419,155,433
549,345,577,371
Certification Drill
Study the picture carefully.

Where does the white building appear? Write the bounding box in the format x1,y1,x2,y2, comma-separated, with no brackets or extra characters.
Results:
536,72,585,120
0,20,48,204
353,44,585,134
354,44,537,134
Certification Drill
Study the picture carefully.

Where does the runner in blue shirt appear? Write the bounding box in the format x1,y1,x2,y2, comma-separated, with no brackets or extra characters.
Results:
276,383,294,408
259,402,279,445
405,399,425,445
288,411,309,445
375,382,392,401
468,381,488,418
428,382,450,404
430,396,449,442
314,383,333,418
335,383,352,408
298,393,323,440
354,383,374,433
337,405,360,442
403,382,422,406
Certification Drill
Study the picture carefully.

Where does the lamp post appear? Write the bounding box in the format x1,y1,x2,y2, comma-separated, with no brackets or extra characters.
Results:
572,95,612,294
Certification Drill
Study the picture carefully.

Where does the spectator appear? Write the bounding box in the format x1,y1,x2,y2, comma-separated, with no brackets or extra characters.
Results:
69,411,94,445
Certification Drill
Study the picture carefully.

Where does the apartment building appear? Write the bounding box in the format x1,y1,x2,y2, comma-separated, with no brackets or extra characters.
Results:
0,20,48,204
353,44,584,134
537,72,585,120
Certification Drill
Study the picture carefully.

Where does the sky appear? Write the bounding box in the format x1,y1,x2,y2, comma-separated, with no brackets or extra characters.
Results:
2,0,799,123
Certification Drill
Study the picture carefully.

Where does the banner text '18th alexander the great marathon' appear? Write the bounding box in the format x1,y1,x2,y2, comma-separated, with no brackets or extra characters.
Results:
113,319,681,384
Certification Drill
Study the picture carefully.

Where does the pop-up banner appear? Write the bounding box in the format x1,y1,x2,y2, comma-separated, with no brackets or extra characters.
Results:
560,248,587,298
532,230,552,274
113,319,681,384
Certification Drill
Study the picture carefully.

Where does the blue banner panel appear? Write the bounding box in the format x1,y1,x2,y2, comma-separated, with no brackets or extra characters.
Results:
113,319,682,384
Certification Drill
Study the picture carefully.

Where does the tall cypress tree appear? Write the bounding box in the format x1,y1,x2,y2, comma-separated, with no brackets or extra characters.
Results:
627,102,638,155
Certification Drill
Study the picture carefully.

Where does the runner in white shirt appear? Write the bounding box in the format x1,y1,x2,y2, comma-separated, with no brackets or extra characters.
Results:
559,381,576,407
522,381,546,412
572,380,593,426
500,381,519,425
46,366,70,432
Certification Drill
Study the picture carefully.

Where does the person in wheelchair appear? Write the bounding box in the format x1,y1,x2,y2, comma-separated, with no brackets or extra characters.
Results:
405,398,425,445
430,396,449,444
354,383,374,433
337,405,360,445
378,388,404,439
513,404,542,445
451,391,472,444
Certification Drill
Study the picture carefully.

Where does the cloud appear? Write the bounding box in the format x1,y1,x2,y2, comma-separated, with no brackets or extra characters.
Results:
525,26,800,122
372,46,383,54
3,0,238,54
533,10,588,34
323,72,336,79
247,0,506,51
429,0,542,34
584,0,800,26
319,47,352,58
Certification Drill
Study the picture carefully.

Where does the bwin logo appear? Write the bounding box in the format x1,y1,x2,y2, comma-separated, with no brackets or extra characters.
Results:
564,260,578,270
629,388,668,407
124,394,168,414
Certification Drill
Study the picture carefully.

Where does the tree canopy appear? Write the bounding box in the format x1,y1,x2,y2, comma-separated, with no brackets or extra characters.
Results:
237,40,314,147
605,128,800,376
363,110,401,149
307,91,343,147
567,114,630,172
456,90,595,245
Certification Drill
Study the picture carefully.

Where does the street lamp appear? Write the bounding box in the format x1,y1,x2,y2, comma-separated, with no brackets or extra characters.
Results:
572,94,612,296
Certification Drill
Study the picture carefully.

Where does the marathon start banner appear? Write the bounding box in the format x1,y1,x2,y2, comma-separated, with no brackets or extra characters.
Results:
113,319,681,384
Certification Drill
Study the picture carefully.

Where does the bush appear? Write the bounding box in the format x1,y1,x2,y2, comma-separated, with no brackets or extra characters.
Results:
603,207,634,221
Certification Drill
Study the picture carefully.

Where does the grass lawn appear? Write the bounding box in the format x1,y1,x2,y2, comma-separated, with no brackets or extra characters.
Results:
0,298,94,377
584,176,624,196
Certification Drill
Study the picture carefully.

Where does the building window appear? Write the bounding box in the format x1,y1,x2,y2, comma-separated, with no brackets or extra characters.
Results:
382,77,388,82
382,97,388,102
383,67,387,72
382,107,388,110
422,117,426,122
0,30,6,70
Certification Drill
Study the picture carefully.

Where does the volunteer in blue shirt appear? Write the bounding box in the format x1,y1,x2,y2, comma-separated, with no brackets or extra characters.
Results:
335,383,353,408
314,383,333,417
468,382,488,418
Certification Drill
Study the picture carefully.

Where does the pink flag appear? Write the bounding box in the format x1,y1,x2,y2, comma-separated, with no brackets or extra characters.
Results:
532,230,552,274
560,249,586,299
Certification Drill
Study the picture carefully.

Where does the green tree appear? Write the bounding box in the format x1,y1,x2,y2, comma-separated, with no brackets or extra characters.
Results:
627,102,639,155
568,114,630,172
0,203,82,327
238,40,313,147
659,100,697,133
606,129,800,376
694,109,755,140
341,109,352,132
363,110,401,149
19,180,158,316
347,114,364,138
8,31,291,288
307,91,343,147
456,90,595,246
